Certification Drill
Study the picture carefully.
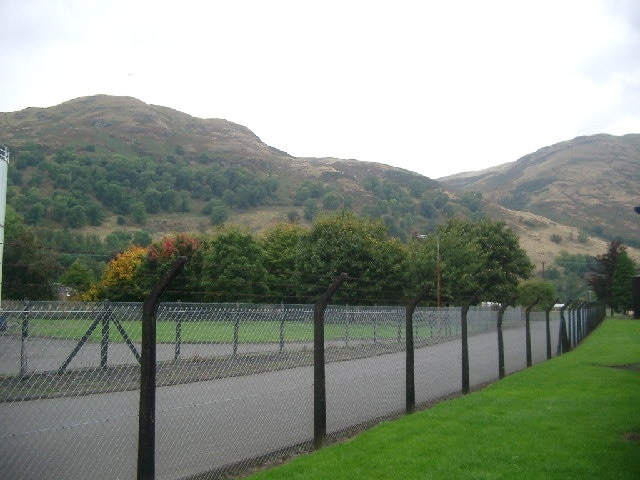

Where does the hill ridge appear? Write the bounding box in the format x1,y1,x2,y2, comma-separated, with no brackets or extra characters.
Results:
2,95,639,270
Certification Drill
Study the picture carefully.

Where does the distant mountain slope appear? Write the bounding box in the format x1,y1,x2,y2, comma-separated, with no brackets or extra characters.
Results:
1,94,289,166
2,95,638,270
440,133,640,246
0,95,452,240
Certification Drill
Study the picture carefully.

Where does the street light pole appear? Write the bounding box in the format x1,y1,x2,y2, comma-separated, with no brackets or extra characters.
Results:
0,145,9,308
634,207,640,319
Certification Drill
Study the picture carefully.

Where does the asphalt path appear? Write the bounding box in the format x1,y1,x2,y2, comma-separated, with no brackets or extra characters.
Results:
0,320,559,480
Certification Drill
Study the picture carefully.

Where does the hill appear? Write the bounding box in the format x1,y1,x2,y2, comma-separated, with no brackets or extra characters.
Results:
1,95,638,275
439,134,640,248
0,95,454,241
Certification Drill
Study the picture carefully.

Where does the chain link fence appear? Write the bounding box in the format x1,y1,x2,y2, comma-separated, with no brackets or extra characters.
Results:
0,300,568,479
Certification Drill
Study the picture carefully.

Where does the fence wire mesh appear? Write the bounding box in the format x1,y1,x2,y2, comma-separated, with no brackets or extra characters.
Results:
0,300,563,479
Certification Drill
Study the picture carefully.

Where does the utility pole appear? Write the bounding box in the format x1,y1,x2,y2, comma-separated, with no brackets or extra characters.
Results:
634,207,640,319
0,145,9,307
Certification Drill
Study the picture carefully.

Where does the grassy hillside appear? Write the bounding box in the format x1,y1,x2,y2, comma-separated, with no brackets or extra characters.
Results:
1,95,638,279
440,133,640,248
1,95,464,242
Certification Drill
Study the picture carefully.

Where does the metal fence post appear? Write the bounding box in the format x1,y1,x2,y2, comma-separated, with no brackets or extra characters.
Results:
525,298,539,368
279,302,285,353
138,257,187,480
314,273,348,450
20,299,30,378
100,301,111,369
344,305,350,347
567,303,574,348
557,302,570,355
406,285,431,414
174,301,182,361
372,313,377,344
461,289,484,395
633,276,640,319
576,302,584,343
545,299,558,360
496,301,511,380
461,304,470,395
233,306,240,357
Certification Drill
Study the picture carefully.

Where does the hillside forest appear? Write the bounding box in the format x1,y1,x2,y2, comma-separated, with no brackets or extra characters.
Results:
2,97,638,312
7,142,480,237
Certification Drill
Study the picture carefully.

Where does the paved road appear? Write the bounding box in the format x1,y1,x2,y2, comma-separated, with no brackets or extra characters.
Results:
0,320,558,480
0,335,313,375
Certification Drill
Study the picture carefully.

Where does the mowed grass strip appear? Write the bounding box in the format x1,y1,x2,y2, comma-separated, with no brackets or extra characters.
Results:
247,319,640,480
11,319,403,343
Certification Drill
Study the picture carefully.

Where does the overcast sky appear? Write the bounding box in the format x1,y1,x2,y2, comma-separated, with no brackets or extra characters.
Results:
1,0,639,179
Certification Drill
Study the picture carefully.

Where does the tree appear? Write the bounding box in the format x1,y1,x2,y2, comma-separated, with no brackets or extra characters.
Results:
203,200,228,226
610,249,637,313
517,279,557,309
286,210,300,223
3,208,61,300
104,231,139,255
141,233,202,301
261,223,306,302
366,236,408,304
418,198,436,218
66,204,88,228
408,219,533,305
200,227,269,302
553,251,594,300
143,189,161,214
88,245,148,301
408,221,484,305
293,211,407,304
460,191,483,214
418,218,533,395
586,240,626,314
322,192,343,211
60,259,94,297
84,201,105,226
550,233,562,244
130,202,147,225
303,199,317,221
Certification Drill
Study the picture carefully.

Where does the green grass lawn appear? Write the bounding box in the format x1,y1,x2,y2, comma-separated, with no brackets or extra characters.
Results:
246,319,640,480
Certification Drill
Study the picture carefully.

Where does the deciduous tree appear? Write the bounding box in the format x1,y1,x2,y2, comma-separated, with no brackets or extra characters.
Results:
261,223,306,302
3,208,61,300
586,240,626,314
408,219,533,305
517,279,557,309
293,211,407,304
200,227,268,302
610,249,637,313
90,245,148,301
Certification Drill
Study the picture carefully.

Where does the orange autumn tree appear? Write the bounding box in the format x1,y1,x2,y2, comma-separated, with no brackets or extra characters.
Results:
85,245,148,301
86,234,201,302
142,233,202,301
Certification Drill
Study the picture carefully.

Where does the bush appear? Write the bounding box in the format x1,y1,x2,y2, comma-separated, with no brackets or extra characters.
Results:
550,233,562,244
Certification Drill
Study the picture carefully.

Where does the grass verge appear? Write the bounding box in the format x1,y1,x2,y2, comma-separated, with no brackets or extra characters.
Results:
245,319,640,480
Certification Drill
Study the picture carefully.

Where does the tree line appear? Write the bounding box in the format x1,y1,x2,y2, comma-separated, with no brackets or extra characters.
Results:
69,212,538,306
7,143,279,229
6,143,481,242
4,208,635,311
